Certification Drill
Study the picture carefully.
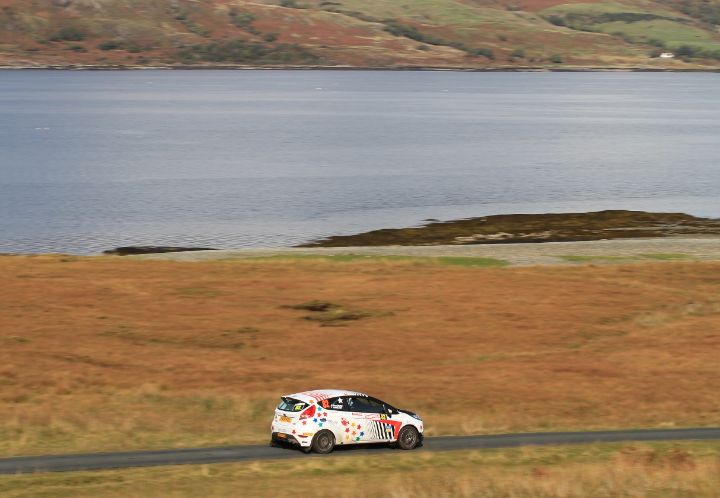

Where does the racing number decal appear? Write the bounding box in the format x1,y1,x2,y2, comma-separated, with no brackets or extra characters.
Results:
380,420,403,439
321,399,330,409
366,419,403,440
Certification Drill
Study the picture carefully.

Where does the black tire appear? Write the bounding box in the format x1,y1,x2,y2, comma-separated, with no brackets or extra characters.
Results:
396,426,420,450
311,430,335,454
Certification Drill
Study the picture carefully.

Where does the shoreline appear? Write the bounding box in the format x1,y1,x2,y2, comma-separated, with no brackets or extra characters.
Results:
107,236,720,267
4,235,720,262
5,211,720,260
1,64,720,72
3,236,720,269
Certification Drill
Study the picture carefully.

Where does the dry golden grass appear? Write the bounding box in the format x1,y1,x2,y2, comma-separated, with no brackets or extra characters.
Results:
1,255,720,456
3,443,720,498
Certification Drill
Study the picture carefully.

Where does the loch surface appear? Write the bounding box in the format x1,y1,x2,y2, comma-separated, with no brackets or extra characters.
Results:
1,70,719,254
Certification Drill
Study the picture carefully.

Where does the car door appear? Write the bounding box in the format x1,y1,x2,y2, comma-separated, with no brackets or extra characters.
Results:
315,395,362,444
344,396,400,443
315,396,344,435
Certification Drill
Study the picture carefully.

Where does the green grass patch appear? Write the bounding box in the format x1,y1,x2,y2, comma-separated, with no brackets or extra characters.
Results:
246,254,416,263
540,2,720,54
638,253,691,260
560,253,692,263
543,3,674,16
326,0,516,26
435,256,509,267
244,254,509,267
559,255,635,263
596,19,713,44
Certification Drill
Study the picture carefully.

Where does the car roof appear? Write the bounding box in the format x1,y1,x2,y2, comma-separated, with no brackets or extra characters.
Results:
282,389,368,403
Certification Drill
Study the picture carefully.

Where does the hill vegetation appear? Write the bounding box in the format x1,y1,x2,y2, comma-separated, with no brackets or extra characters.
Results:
2,255,720,456
1,0,719,68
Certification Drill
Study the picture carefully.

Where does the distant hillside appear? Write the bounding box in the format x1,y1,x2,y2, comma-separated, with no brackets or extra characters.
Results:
1,0,719,68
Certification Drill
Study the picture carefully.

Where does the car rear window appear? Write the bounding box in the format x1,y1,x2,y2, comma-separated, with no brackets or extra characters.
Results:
277,397,308,412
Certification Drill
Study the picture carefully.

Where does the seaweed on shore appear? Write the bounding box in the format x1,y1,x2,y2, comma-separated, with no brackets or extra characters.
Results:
299,210,720,247
104,246,217,256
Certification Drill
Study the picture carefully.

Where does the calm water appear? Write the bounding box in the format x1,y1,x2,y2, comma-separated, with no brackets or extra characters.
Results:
1,70,719,254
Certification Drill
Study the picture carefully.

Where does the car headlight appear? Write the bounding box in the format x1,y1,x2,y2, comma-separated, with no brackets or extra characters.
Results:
411,413,422,420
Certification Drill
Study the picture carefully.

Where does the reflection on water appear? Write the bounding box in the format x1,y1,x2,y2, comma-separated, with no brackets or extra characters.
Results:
1,70,719,254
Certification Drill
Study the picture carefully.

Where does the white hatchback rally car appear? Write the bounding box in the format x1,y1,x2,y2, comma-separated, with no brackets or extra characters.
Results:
271,389,424,453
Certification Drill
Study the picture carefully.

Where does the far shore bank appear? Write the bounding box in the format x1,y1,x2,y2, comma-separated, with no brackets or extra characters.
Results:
2,64,719,72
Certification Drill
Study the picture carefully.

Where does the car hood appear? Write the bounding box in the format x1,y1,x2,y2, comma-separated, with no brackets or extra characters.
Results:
397,408,420,419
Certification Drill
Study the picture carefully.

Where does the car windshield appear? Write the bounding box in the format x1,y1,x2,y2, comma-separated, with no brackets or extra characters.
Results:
277,397,308,412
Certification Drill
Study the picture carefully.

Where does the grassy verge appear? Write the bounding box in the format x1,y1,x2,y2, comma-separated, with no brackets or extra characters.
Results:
3,443,720,498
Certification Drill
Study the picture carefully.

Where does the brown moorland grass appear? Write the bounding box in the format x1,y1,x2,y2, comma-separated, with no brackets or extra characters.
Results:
3,443,720,498
1,255,720,456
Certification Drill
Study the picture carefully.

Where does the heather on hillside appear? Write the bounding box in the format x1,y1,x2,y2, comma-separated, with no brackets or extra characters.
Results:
1,0,719,68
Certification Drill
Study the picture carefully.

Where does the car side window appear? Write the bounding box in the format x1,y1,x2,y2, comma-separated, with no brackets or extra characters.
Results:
324,397,347,411
351,396,385,413
344,397,358,411
369,397,396,414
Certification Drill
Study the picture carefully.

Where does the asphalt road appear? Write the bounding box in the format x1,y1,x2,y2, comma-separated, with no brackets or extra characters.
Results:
2,427,720,475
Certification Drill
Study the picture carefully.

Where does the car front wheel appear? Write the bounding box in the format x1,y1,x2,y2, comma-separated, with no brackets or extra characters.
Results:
396,426,420,450
311,430,335,454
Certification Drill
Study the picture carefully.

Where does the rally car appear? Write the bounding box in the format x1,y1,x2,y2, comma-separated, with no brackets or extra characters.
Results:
270,389,424,453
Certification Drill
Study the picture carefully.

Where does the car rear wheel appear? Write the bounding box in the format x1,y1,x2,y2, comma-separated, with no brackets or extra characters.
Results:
311,430,335,454
397,426,420,450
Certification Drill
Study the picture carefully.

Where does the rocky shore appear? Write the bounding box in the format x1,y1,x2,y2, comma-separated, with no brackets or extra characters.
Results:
298,210,720,248
103,246,216,256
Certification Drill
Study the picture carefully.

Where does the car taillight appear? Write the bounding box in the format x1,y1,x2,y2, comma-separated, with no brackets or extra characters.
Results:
299,405,316,420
